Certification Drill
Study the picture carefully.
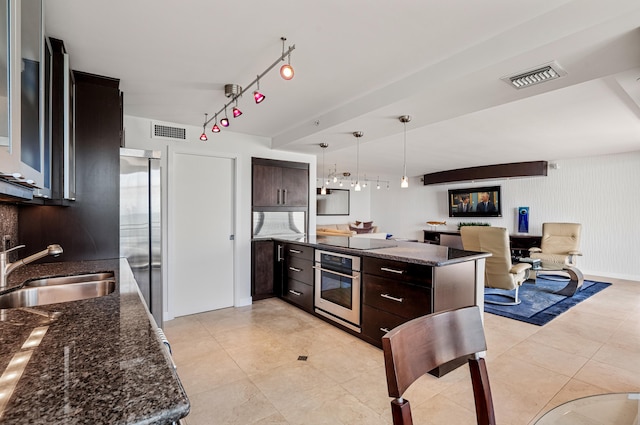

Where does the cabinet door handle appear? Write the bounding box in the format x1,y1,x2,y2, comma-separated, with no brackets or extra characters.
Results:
312,265,360,280
288,289,302,296
380,267,405,275
289,266,302,272
381,293,404,303
277,189,281,204
277,245,283,262
283,189,287,204
289,249,302,254
380,327,391,333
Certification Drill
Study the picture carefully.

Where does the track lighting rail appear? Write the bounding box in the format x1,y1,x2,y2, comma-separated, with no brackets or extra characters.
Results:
204,43,296,127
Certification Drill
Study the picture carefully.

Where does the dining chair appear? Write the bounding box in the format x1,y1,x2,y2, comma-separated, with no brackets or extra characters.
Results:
382,306,496,425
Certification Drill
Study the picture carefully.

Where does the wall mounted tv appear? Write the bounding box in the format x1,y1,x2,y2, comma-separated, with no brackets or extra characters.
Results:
448,185,502,217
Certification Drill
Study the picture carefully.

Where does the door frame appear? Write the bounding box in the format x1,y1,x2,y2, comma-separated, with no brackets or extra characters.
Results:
166,146,238,320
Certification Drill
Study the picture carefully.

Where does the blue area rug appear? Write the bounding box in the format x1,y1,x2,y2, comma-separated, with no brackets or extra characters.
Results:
484,277,611,325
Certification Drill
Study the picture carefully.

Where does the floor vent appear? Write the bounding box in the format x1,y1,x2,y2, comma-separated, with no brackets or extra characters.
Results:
501,61,567,89
152,122,187,140
297,356,308,361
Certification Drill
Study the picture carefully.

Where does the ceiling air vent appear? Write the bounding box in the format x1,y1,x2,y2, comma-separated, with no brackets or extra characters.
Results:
152,122,187,140
501,61,567,89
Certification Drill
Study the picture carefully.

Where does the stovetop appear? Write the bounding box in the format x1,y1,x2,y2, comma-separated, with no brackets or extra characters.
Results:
317,236,397,250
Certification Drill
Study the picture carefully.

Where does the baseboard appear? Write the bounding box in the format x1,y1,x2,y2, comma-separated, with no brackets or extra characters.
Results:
236,296,253,307
581,270,640,282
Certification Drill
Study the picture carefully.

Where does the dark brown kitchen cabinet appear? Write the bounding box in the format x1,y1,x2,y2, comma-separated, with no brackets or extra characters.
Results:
252,158,309,208
281,242,314,313
18,69,121,261
360,257,433,348
252,240,276,300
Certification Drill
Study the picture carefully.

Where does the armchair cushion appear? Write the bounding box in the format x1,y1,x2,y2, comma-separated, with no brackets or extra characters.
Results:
530,222,582,267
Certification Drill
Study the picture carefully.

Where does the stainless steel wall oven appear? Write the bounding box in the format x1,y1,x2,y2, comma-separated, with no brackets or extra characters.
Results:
314,250,361,332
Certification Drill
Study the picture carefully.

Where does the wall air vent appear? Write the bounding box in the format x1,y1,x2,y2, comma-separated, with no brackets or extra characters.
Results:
151,122,187,140
501,61,567,89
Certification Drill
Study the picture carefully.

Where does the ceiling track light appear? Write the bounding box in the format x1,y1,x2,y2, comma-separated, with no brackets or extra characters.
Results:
232,99,243,118
200,37,296,138
353,131,363,192
200,113,208,141
399,115,411,188
211,113,221,133
319,143,328,195
253,76,266,104
220,107,230,127
280,37,295,80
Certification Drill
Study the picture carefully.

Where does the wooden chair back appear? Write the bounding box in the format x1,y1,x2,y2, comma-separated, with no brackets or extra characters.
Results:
382,306,496,425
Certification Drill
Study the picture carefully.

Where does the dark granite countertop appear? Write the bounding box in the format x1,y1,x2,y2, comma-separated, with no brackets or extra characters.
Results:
266,235,490,266
0,258,190,424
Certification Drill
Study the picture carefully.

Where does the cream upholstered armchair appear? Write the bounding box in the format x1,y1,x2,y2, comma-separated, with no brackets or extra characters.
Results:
461,226,531,305
529,223,582,267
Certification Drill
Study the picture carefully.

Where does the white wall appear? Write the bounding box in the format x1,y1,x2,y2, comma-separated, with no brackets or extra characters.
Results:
370,152,640,281
123,115,316,319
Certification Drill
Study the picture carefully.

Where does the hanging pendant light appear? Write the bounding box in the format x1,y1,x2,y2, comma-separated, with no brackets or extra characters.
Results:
253,76,266,104
220,107,230,127
280,37,295,80
399,115,411,188
319,143,328,195
199,113,208,141
211,113,221,133
232,99,243,118
353,132,363,191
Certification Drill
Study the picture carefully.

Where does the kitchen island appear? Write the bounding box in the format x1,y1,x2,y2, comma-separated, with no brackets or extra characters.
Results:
0,258,189,424
271,235,490,362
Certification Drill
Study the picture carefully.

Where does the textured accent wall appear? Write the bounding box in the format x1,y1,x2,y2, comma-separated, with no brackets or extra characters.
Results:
370,152,640,280
0,204,18,249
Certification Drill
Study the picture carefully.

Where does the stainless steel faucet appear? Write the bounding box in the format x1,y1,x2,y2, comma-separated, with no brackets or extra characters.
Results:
0,244,64,291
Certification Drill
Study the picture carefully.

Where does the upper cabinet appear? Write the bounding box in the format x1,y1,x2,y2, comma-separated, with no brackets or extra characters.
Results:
0,0,49,198
252,158,309,208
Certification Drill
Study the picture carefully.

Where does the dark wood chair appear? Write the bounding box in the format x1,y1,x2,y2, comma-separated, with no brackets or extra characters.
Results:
382,306,496,425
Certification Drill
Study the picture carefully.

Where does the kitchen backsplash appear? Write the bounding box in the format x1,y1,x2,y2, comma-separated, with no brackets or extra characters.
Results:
0,204,18,249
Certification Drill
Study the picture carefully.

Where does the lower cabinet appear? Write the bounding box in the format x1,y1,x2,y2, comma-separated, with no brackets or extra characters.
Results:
281,242,314,313
360,257,433,348
283,278,313,312
361,305,407,346
252,240,276,300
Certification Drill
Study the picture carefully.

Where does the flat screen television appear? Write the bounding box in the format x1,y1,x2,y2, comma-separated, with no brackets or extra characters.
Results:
448,185,502,217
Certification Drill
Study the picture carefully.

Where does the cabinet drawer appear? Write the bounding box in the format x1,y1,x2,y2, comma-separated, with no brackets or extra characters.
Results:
282,279,313,313
362,256,432,286
284,243,314,261
286,257,314,285
361,305,408,348
363,274,432,319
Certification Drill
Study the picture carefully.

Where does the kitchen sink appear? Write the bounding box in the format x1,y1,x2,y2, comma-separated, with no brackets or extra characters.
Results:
25,272,115,287
0,272,116,309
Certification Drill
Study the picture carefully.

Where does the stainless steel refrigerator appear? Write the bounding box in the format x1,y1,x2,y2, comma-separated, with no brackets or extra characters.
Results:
120,148,163,327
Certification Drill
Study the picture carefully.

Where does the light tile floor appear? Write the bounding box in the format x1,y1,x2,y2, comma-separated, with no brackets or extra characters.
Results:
164,275,640,425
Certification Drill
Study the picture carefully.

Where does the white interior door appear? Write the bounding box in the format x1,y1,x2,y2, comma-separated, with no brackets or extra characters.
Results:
171,152,235,317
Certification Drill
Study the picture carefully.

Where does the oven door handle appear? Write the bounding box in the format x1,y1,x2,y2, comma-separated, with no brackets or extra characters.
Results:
312,265,360,280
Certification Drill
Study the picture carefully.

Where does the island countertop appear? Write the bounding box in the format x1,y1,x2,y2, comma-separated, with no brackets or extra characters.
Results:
266,235,491,266
0,258,189,424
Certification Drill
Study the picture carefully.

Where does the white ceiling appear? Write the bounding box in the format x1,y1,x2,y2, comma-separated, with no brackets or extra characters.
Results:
45,0,640,183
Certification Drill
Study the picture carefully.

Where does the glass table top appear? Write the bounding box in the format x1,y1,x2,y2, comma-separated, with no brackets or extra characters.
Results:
535,393,640,424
